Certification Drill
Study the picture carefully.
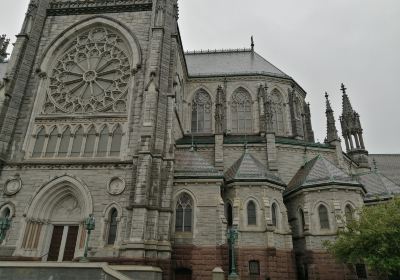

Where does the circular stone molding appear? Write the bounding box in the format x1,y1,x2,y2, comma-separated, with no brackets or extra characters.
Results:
107,177,125,195
4,177,22,196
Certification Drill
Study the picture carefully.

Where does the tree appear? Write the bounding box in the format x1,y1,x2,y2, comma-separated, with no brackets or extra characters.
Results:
324,198,400,276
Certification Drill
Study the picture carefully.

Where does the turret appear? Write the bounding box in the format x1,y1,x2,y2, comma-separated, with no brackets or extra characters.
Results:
339,83,369,168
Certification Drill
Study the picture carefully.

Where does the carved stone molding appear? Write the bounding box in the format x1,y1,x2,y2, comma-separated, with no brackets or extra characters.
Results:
47,0,153,16
107,177,126,195
4,176,22,196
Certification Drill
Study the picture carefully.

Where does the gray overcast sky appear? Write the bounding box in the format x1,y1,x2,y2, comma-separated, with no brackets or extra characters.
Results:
1,0,400,153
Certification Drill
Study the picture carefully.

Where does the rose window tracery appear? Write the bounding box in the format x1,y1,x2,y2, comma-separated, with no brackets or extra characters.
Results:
44,27,132,114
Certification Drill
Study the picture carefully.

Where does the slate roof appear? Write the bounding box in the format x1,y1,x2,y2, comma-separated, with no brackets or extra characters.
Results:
174,148,223,179
0,62,7,80
224,149,285,186
369,154,400,186
286,155,362,195
175,135,332,149
356,170,400,202
185,50,290,78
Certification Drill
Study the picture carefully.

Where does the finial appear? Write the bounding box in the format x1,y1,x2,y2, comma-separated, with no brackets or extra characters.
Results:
325,92,329,99
340,83,347,95
251,36,254,52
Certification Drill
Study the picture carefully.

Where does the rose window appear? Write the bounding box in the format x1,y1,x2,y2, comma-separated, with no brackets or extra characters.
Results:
45,27,132,114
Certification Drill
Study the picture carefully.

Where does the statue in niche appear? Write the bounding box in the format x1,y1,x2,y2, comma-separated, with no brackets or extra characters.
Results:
215,85,226,134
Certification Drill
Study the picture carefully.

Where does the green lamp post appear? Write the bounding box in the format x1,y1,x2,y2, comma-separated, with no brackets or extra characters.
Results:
80,214,95,262
227,226,239,278
0,217,11,243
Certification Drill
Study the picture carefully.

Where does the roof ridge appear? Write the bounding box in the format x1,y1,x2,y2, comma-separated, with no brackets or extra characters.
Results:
185,48,252,55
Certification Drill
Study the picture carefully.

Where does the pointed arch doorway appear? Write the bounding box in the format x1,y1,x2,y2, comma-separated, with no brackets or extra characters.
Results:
19,176,93,261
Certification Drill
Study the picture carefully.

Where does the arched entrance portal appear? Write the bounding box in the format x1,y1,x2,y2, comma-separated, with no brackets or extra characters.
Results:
19,176,93,261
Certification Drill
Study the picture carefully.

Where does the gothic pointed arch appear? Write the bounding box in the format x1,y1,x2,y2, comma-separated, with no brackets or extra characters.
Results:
25,175,93,221
102,202,123,246
191,88,212,133
270,88,285,135
231,87,253,133
25,17,141,160
39,16,142,74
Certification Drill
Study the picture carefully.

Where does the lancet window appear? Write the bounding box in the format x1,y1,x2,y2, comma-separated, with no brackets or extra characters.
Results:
191,89,212,133
247,200,257,225
107,208,118,245
271,89,285,135
318,205,330,229
175,193,193,232
271,203,278,227
231,88,252,133
31,124,124,158
345,205,354,224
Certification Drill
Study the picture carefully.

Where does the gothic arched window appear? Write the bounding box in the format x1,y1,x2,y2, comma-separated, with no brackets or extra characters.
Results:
32,127,46,157
97,126,109,157
191,89,212,133
299,208,305,233
175,193,193,232
84,126,96,157
71,126,84,157
107,208,118,245
58,127,71,157
247,201,257,225
226,203,233,227
318,205,330,229
294,97,304,136
271,89,285,135
231,88,252,133
110,125,123,157
45,127,59,157
272,203,278,227
345,205,354,224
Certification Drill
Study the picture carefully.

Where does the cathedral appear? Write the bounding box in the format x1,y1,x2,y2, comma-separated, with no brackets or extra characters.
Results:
0,1,399,280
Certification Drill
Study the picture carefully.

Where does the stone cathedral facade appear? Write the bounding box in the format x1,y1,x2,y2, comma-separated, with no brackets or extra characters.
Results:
0,1,399,280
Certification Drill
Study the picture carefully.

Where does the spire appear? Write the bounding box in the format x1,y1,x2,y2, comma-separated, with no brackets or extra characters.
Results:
251,36,254,52
325,92,339,143
341,83,353,116
339,83,369,168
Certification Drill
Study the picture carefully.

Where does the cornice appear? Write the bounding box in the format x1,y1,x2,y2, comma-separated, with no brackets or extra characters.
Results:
47,0,152,16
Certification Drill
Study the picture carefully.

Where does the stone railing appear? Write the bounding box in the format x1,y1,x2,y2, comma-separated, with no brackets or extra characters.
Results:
48,0,153,16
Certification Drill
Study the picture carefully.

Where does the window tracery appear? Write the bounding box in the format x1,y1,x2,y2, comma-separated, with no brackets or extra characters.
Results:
43,27,132,114
231,88,252,133
271,89,285,135
191,89,212,133
175,193,193,232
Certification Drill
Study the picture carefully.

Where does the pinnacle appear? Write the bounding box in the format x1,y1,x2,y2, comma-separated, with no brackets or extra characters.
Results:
341,83,354,116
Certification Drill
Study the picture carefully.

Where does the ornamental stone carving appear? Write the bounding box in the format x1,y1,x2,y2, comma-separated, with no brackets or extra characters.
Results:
43,27,132,114
4,177,22,196
107,177,126,195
